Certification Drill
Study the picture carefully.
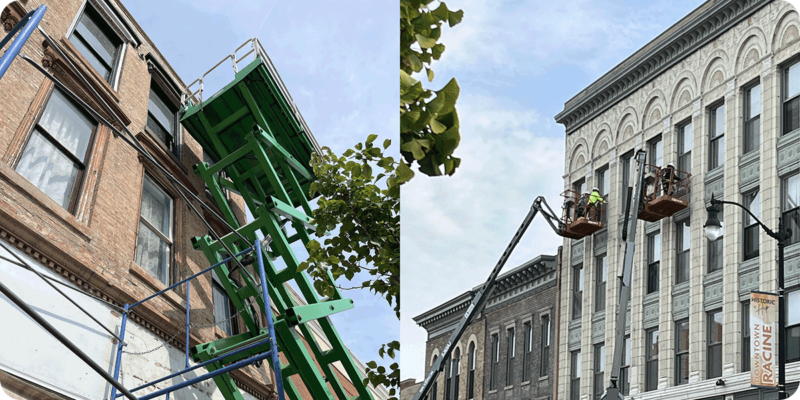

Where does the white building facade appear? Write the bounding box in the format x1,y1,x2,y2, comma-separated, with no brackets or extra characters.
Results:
555,1,800,400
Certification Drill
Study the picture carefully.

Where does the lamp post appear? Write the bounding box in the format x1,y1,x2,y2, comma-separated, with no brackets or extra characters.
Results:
704,194,792,398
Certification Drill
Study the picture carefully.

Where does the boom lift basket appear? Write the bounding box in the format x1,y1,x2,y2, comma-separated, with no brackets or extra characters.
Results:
559,190,604,239
638,165,691,222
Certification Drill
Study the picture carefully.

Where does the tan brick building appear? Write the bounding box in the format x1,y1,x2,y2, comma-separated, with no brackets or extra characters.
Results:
0,1,380,399
555,1,800,400
412,253,559,400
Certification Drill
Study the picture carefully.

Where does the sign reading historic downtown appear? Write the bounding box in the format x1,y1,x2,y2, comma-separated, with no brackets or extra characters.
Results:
751,291,778,388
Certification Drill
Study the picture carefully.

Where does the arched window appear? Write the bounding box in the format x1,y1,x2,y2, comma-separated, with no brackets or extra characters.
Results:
444,354,452,400
468,343,476,399
431,355,438,400
453,348,461,399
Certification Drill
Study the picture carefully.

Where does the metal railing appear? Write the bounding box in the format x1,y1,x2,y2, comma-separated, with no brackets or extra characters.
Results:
180,38,320,154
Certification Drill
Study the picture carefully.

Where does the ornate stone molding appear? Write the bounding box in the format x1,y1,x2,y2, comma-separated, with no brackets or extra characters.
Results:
1,2,25,33
40,37,131,130
555,0,769,135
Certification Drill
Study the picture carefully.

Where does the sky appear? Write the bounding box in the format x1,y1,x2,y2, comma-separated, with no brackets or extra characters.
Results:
400,0,712,381
122,0,398,372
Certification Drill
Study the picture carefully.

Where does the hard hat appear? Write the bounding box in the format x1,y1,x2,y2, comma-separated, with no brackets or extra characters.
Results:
592,187,599,192
667,163,675,168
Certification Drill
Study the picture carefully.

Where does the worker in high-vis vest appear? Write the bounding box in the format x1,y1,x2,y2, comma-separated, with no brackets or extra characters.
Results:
588,187,606,221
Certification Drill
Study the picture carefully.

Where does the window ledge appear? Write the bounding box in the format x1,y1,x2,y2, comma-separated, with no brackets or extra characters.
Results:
538,375,549,382
141,127,186,174
129,261,186,312
503,385,513,390
0,163,91,241
488,389,497,394
520,380,530,386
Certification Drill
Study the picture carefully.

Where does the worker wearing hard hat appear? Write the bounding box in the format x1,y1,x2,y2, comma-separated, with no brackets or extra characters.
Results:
588,187,606,221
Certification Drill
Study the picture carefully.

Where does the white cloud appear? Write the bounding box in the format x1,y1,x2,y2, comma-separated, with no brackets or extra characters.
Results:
433,0,703,79
400,94,565,380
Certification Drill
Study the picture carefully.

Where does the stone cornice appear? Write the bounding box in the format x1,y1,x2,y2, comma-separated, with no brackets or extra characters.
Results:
555,0,770,135
414,254,557,328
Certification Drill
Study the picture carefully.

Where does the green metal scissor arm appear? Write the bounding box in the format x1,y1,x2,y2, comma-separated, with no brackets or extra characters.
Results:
180,38,374,400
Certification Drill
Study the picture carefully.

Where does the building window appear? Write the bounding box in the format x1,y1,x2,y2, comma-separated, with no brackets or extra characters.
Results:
147,82,179,155
620,335,631,395
506,327,515,386
645,328,659,392
15,89,97,211
709,103,725,170
621,151,634,214
570,351,581,400
743,189,761,260
676,220,690,284
593,343,605,400
678,121,693,174
708,210,723,273
708,310,723,378
490,333,499,390
467,342,476,399
522,321,532,381
444,352,452,400
452,348,461,400
573,264,584,320
595,255,607,312
648,135,663,169
744,83,761,153
212,271,235,336
68,4,122,83
783,173,799,246
574,178,587,195
742,301,751,372
787,289,800,362
596,167,609,224
431,355,438,400
135,175,174,284
675,319,689,385
647,232,661,294
541,314,551,376
784,61,800,135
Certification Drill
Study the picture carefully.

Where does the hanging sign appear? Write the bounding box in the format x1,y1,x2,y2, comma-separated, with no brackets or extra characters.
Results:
750,291,778,388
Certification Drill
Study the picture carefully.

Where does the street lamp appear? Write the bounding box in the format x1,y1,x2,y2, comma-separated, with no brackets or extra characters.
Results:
704,194,793,399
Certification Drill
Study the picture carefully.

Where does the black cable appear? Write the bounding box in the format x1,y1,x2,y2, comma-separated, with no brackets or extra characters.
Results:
0,242,126,344
0,254,126,312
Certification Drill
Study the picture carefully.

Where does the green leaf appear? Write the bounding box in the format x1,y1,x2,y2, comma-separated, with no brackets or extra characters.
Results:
395,162,415,184
426,67,434,82
366,134,378,144
383,139,391,149
415,33,437,49
448,9,464,26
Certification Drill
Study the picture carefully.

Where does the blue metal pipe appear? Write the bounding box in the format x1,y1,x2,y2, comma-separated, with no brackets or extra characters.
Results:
116,338,274,397
137,350,273,400
110,305,129,400
130,246,253,309
0,5,46,80
256,243,285,400
185,281,191,369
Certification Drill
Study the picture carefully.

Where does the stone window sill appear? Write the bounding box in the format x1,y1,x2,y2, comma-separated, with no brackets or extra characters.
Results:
129,261,186,312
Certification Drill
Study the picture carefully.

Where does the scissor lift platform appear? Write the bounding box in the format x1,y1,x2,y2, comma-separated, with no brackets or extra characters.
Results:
181,40,322,204
638,166,691,222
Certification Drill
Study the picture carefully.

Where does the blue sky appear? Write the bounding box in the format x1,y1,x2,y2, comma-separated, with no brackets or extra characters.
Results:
400,0,710,381
123,0,398,372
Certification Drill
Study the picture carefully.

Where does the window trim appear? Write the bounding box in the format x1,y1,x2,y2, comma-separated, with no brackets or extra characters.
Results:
595,254,607,313
573,264,584,320
145,78,182,159
677,119,693,174
743,80,761,154
540,313,551,377
743,189,761,261
742,301,751,372
647,232,660,294
707,310,723,379
676,219,691,284
66,0,127,89
782,59,800,136
707,209,723,274
781,173,799,246
675,319,690,386
708,100,725,171
135,172,176,285
593,343,605,400
645,328,659,392
505,326,515,387
14,87,98,213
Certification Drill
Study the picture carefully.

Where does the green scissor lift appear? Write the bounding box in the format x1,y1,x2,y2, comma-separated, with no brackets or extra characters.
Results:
180,38,374,400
